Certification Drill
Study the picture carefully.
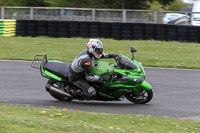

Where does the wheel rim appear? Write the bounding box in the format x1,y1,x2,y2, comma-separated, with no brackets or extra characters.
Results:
133,90,148,102
126,90,149,103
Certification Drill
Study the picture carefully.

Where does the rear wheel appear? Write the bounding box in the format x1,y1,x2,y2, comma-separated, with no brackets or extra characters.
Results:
46,79,72,101
125,89,153,104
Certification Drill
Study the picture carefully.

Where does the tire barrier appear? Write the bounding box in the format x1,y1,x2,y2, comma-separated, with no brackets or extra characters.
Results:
0,19,16,37
16,20,200,43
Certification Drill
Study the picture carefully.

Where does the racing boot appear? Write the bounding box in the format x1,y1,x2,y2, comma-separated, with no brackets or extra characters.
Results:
88,86,97,100
73,79,97,100
81,87,97,100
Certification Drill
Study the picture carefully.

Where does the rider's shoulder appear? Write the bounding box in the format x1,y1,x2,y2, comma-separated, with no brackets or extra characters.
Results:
80,57,92,67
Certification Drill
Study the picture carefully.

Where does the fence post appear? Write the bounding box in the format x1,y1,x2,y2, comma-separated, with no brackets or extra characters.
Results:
61,8,64,20
123,9,126,22
30,7,34,20
92,9,96,21
1,7,5,19
154,10,158,23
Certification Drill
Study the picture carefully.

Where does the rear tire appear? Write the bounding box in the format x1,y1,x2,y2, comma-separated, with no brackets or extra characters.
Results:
125,89,153,104
47,79,72,101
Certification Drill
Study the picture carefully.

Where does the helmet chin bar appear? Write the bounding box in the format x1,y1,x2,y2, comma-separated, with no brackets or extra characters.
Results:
93,52,102,59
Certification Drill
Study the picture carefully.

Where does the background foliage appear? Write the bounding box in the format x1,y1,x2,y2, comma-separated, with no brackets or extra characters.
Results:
0,0,189,11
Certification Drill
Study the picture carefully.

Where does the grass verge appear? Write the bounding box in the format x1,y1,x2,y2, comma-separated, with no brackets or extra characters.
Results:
0,104,200,133
0,37,200,69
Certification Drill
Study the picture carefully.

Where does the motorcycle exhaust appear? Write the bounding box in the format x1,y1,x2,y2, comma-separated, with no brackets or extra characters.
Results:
45,84,72,98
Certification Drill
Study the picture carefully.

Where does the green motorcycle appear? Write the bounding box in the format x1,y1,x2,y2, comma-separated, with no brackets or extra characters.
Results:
31,46,153,104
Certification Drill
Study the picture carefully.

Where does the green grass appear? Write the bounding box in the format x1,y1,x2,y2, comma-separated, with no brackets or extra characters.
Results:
0,104,199,133
0,37,200,69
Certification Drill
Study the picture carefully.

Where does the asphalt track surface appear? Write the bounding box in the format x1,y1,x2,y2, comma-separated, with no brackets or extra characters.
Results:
0,60,200,120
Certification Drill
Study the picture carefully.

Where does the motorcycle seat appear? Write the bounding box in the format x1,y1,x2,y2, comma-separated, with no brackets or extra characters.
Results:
43,62,71,79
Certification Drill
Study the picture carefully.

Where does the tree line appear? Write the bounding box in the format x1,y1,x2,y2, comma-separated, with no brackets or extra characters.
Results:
0,0,189,11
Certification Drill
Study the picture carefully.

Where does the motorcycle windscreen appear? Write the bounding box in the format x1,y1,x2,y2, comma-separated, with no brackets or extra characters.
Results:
91,60,114,76
119,55,138,69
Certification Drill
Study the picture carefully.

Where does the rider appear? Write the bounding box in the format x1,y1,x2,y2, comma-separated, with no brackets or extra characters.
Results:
68,39,118,99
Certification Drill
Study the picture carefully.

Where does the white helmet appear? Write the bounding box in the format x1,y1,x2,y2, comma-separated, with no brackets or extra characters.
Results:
87,39,103,59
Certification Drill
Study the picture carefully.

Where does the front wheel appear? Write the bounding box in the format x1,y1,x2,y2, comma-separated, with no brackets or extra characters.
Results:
125,89,153,104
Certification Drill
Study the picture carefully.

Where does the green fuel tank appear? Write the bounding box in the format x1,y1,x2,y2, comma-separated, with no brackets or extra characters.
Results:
91,60,114,76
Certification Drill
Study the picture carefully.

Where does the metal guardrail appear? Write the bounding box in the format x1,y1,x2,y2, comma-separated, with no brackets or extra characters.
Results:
0,6,196,24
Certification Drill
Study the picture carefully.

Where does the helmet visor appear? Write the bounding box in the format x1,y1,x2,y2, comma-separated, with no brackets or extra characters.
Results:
95,48,103,55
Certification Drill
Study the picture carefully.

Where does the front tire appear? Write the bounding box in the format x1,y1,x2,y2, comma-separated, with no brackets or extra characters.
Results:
125,89,153,104
46,79,72,101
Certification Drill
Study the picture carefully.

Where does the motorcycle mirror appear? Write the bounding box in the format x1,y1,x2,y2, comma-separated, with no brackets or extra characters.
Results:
131,46,137,53
130,46,137,60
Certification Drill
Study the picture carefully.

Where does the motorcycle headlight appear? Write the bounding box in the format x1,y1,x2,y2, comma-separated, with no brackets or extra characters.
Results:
133,77,145,83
